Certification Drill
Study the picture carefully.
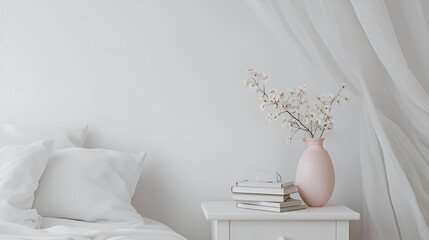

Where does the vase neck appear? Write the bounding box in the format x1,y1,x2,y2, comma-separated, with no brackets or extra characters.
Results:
306,138,325,147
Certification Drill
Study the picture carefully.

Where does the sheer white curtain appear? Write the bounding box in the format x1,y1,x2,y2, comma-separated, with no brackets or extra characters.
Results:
245,0,429,239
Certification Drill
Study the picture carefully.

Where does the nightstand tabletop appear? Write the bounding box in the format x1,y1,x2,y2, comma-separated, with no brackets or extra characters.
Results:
201,201,360,221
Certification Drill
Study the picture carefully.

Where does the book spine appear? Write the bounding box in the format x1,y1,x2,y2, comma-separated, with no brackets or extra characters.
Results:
232,187,285,195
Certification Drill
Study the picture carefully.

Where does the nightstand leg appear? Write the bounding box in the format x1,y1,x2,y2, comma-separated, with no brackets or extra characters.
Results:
336,220,349,240
211,220,229,240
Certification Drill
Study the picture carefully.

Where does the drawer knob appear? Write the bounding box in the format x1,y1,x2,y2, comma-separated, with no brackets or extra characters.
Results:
278,237,286,240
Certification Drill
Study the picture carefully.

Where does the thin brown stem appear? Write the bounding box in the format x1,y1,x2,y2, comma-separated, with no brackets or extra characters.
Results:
283,110,313,138
319,127,326,138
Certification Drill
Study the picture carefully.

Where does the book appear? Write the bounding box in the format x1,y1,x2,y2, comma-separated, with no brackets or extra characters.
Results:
237,198,303,208
236,180,294,188
231,185,297,196
236,202,307,213
232,193,290,202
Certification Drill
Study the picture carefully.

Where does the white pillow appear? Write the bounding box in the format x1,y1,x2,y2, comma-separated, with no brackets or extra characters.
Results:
0,140,54,228
34,148,146,223
0,124,88,149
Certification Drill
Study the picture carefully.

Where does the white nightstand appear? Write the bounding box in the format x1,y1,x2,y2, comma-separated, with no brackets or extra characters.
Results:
201,201,359,240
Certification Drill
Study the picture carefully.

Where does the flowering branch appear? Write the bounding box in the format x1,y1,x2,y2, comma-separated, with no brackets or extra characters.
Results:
244,68,348,143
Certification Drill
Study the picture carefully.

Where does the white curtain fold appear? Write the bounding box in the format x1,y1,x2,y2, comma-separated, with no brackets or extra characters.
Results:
246,0,429,239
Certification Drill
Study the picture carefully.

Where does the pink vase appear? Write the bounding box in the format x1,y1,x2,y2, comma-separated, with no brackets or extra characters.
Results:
296,138,334,207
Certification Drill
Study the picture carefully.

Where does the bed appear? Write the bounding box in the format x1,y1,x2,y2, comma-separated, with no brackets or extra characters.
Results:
0,124,187,240
0,217,186,240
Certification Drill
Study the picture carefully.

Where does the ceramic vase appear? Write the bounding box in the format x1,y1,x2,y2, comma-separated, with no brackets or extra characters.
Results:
296,138,334,207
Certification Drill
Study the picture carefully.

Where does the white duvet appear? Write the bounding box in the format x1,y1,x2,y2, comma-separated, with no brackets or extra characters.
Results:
0,217,186,240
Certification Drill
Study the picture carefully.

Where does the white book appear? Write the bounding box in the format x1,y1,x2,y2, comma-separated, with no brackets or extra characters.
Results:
238,198,303,208
231,185,297,196
232,193,290,202
236,202,307,213
236,180,294,188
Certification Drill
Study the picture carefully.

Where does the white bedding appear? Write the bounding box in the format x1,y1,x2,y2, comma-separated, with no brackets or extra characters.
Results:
0,217,186,240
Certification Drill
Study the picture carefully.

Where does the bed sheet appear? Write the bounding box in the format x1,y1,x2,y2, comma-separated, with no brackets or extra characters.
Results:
40,216,173,231
0,217,186,240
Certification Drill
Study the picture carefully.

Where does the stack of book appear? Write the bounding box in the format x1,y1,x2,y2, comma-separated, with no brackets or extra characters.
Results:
232,180,306,213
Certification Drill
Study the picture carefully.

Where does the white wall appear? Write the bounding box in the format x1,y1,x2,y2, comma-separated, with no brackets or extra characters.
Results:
0,1,362,239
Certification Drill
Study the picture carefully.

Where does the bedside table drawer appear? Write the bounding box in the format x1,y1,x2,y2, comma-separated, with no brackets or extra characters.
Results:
230,220,336,240
202,202,359,240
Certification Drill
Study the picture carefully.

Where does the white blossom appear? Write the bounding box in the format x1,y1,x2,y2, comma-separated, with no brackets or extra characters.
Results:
281,117,288,127
244,68,347,143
